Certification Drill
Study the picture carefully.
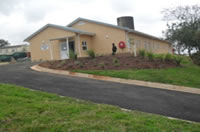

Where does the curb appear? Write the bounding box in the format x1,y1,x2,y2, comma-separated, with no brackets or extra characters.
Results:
0,62,9,66
31,65,200,95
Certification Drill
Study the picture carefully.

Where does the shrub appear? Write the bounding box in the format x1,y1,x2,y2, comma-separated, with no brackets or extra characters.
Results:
192,52,200,66
165,53,173,61
0,55,11,62
147,52,154,61
12,52,27,60
114,63,120,67
87,50,95,59
155,54,165,61
174,56,183,65
138,50,146,58
69,50,78,60
113,58,119,64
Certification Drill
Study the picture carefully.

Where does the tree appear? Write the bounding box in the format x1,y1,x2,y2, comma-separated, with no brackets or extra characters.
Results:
162,5,200,58
0,39,10,47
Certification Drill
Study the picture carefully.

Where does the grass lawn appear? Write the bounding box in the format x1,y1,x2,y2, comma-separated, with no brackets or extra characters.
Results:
0,84,200,131
73,57,200,88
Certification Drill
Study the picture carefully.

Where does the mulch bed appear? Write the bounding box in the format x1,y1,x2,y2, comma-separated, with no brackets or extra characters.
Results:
39,53,179,70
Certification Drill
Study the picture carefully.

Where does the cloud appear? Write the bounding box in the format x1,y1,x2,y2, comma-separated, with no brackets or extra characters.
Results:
109,0,135,14
0,0,23,15
0,0,199,45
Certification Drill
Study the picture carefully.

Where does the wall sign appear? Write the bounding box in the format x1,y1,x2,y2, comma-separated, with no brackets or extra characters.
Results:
41,44,49,51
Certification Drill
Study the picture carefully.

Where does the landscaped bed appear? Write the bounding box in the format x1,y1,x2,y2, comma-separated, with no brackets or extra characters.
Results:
0,84,200,131
39,53,179,70
39,53,200,88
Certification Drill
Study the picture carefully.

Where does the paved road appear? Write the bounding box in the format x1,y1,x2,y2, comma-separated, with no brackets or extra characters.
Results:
0,62,200,122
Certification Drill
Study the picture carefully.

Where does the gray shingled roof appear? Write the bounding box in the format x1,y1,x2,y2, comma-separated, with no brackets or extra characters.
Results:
67,17,169,43
24,23,95,41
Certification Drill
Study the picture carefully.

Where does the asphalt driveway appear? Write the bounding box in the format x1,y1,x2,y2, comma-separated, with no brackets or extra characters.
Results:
0,62,200,122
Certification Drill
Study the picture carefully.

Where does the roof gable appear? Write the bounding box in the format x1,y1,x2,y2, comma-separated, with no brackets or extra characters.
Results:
67,17,169,43
24,23,95,41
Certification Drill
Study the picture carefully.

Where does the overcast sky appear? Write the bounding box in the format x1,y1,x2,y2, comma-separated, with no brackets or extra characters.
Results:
0,0,199,45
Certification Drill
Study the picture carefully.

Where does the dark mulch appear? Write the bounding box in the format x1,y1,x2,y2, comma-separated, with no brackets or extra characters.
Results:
39,54,179,70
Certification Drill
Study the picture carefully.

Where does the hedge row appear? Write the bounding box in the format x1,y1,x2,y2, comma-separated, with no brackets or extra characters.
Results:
0,52,27,62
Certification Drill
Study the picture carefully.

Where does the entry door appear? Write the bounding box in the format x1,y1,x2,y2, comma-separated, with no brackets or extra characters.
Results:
60,42,69,60
69,41,75,53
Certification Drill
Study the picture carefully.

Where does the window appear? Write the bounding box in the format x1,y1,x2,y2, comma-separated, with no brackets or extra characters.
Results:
82,41,87,50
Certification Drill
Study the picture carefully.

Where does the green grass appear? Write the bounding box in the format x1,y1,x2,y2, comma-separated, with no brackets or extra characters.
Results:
74,57,200,88
0,84,200,131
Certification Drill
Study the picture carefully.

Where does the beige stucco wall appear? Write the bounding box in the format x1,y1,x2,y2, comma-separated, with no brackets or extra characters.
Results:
128,33,172,54
71,21,172,55
29,27,76,61
71,21,127,55
28,20,172,61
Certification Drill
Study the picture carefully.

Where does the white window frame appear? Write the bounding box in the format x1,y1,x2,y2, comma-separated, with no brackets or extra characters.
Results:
82,41,87,50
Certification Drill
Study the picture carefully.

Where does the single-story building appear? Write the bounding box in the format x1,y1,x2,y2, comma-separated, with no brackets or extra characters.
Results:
0,44,30,55
24,16,172,61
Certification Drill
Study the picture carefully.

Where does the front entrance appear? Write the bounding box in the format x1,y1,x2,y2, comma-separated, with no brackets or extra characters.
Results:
60,41,75,60
69,41,75,53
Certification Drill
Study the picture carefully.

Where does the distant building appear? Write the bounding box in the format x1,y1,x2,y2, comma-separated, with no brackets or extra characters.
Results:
0,44,30,55
24,17,172,61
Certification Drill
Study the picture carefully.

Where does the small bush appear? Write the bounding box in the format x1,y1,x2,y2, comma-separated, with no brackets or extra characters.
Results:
138,50,146,58
165,53,173,61
192,52,200,66
113,58,119,64
174,56,183,65
156,54,165,61
0,55,12,62
69,50,78,60
87,50,95,59
147,52,154,61
12,52,27,60
114,63,120,67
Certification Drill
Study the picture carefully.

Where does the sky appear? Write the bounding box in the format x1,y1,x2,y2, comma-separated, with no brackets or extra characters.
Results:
0,0,199,45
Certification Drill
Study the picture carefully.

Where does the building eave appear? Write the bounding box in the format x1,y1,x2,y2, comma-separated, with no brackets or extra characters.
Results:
24,23,95,42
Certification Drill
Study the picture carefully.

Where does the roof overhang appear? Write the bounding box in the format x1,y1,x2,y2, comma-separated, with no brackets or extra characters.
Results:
24,23,95,42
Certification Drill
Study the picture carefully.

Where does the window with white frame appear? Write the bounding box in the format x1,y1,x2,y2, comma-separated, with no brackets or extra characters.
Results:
82,41,87,50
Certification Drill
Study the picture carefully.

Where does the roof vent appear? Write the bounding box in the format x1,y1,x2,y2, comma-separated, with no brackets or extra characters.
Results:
117,16,134,30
